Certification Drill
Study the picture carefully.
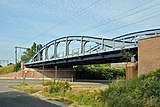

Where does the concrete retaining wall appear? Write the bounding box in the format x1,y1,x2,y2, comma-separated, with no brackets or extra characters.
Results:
0,67,75,80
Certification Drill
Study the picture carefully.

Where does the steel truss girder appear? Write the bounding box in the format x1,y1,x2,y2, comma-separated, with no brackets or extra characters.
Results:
28,28,160,64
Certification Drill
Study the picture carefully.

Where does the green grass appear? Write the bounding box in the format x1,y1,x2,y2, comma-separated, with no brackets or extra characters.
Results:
0,63,21,75
42,80,106,106
45,87,105,106
10,83,46,94
99,69,160,107
0,65,15,75
10,70,160,107
11,81,108,107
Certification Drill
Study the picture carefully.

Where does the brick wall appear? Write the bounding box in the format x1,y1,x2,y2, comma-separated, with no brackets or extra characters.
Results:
138,35,160,75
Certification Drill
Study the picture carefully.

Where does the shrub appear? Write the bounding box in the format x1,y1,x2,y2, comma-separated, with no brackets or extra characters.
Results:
0,63,21,75
44,80,71,93
14,63,21,72
75,64,125,80
98,69,160,107
42,80,53,86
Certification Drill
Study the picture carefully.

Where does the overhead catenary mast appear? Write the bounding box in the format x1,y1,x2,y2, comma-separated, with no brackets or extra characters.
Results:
15,46,29,64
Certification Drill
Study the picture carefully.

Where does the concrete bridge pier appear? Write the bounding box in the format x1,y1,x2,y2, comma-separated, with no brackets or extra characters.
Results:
126,62,138,80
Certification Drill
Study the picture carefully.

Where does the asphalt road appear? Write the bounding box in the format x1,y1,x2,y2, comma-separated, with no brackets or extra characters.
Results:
0,79,109,107
0,81,68,107
0,79,111,86
0,91,62,107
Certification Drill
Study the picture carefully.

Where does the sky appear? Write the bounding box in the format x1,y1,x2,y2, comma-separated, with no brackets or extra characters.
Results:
0,0,160,65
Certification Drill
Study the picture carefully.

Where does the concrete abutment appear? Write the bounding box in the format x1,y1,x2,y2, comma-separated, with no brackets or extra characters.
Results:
24,66,75,80
0,65,75,81
125,35,160,79
138,35,160,76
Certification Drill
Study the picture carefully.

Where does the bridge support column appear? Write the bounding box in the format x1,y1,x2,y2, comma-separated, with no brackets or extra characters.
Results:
51,66,75,81
55,66,57,78
126,62,138,80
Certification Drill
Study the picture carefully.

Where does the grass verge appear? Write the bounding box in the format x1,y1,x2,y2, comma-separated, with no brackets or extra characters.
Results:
0,63,21,75
0,65,15,75
10,82,108,107
10,69,160,107
99,69,160,107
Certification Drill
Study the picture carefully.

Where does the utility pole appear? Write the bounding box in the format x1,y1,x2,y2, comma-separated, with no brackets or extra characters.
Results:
42,64,45,83
15,47,17,64
55,66,57,79
15,46,29,64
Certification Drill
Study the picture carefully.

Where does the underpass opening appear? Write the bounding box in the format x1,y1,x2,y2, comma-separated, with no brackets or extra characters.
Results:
74,63,126,82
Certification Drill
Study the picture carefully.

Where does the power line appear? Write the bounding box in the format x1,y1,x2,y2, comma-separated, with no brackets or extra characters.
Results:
94,11,160,36
0,0,106,62
1,0,160,63
18,0,107,46
74,0,157,34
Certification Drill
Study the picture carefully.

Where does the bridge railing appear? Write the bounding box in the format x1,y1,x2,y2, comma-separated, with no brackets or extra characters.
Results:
28,40,136,63
42,41,134,61
113,28,160,41
56,44,101,59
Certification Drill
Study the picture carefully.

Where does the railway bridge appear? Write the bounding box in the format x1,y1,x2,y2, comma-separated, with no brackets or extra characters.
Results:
24,28,160,79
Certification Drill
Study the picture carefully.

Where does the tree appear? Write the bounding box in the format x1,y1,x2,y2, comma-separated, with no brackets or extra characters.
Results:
21,42,42,62
120,50,132,62
74,64,125,80
120,49,136,63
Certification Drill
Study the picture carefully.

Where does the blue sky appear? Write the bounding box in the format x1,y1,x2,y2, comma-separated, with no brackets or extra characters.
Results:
0,0,160,65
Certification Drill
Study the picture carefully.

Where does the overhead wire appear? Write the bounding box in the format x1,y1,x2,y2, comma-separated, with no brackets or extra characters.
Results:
18,0,107,46
94,10,160,36
74,0,158,34
1,0,160,63
0,0,107,62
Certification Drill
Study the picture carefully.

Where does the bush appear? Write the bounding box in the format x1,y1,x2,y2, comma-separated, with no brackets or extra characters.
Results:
14,63,21,72
75,64,125,80
0,63,21,75
98,69,160,107
43,80,71,93
42,80,53,86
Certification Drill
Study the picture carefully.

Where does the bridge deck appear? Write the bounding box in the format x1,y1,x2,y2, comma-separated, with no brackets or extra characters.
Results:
25,47,137,68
